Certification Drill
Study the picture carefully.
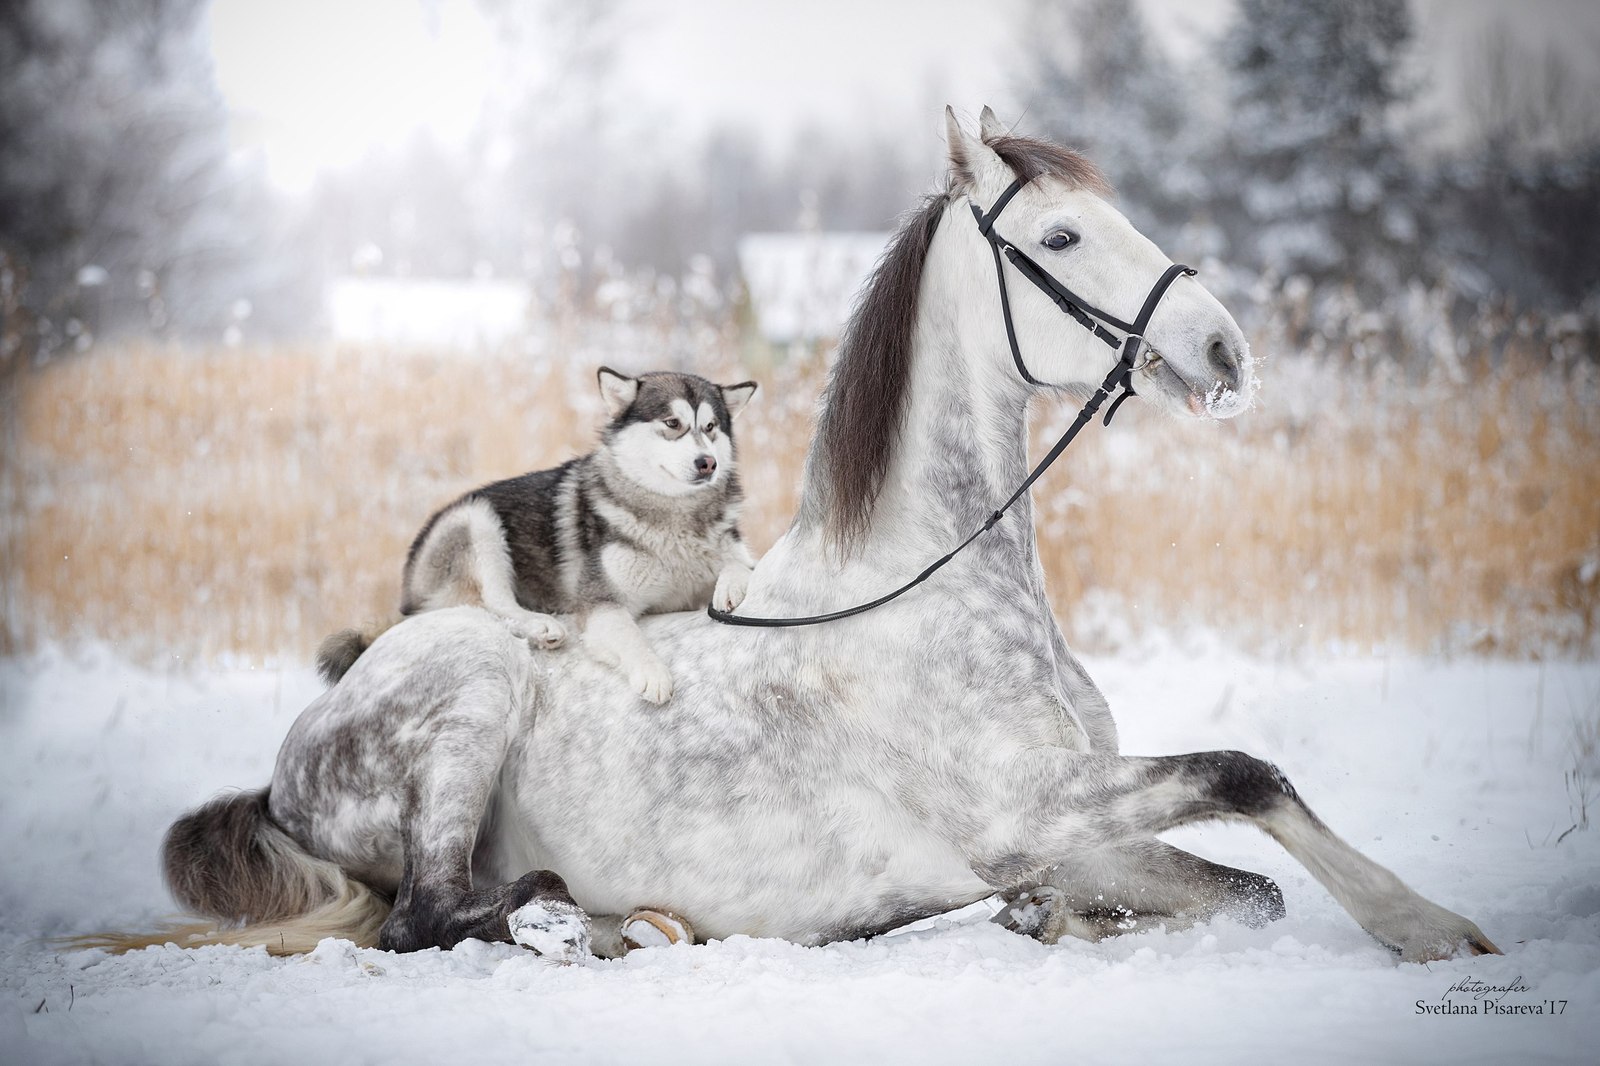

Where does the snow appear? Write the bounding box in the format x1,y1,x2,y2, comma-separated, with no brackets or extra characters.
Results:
2,644,1598,1063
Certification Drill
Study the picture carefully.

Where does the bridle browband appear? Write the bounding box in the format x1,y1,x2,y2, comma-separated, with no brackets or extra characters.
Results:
708,176,1197,628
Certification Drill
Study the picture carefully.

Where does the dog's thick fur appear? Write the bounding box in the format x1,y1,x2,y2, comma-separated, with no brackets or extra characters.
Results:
318,367,756,703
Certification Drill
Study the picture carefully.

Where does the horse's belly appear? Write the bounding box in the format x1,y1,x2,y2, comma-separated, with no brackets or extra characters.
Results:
490,759,994,943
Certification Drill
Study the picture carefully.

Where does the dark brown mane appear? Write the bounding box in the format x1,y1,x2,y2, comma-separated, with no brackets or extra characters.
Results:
810,133,1110,552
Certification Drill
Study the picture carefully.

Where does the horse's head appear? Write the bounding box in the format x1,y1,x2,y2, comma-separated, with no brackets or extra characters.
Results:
943,107,1256,419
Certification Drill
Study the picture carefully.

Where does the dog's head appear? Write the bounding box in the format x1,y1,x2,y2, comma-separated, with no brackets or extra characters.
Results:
596,367,757,496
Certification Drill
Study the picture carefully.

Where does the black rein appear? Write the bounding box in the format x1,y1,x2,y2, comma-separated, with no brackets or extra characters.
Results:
707,177,1195,628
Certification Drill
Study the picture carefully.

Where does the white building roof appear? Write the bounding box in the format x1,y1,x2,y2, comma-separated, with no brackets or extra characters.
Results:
736,232,890,344
327,276,529,349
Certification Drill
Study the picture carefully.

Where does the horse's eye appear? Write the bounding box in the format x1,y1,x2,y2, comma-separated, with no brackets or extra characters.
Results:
663,418,682,430
1042,230,1076,251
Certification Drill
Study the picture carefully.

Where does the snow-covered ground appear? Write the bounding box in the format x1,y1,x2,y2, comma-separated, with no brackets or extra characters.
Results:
2,644,1597,1064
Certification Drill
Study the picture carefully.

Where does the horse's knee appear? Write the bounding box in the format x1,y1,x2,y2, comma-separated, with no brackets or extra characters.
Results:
1180,750,1302,819
1224,869,1286,926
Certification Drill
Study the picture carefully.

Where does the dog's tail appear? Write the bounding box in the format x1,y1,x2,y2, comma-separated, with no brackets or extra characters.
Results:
70,789,389,956
316,618,399,685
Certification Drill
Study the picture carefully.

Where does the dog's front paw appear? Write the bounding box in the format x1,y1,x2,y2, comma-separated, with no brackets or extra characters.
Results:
507,612,567,650
712,566,751,613
627,657,674,705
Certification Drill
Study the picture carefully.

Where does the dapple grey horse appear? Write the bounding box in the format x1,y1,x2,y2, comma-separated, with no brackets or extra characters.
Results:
125,108,1498,964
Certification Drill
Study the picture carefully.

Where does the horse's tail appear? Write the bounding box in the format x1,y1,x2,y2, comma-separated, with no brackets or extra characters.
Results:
72,789,390,956
316,618,399,685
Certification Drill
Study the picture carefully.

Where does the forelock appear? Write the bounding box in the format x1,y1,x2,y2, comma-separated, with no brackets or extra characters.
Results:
958,134,1114,198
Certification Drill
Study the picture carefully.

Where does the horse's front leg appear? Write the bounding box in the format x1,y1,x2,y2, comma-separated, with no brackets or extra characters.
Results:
994,837,1285,943
985,750,1499,962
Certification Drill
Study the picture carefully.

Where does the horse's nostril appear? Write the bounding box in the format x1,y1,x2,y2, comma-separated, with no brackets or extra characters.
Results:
1207,336,1237,372
1207,336,1242,388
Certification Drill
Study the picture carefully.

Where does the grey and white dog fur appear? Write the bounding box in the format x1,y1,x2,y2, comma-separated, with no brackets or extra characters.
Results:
318,367,758,704
119,108,1498,966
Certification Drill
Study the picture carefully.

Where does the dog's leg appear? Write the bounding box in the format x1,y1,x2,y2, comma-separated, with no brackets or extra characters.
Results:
581,603,673,704
405,500,566,648
711,533,755,613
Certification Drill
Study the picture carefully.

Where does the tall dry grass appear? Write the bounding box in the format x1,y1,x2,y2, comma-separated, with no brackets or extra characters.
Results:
2,317,1597,663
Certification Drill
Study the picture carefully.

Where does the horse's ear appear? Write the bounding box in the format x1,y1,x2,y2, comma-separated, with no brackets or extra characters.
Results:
944,105,1009,196
978,105,1008,143
597,366,638,419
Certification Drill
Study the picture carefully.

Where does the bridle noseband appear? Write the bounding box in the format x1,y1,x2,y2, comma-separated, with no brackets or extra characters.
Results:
971,176,1196,422
708,176,1198,628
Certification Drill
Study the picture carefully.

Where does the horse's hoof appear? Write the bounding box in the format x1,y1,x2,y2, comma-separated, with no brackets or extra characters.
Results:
1467,932,1504,956
1382,905,1503,963
621,909,694,950
993,886,1065,941
508,899,591,963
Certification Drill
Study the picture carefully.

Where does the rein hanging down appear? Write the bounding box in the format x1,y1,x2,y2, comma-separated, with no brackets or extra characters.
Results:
708,177,1195,629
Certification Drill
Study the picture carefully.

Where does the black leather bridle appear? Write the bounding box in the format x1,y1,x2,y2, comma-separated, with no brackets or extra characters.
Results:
708,176,1197,628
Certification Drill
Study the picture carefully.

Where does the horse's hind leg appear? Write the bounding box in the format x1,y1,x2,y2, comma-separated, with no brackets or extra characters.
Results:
384,815,590,961
377,697,588,959
995,838,1284,943
996,749,1500,962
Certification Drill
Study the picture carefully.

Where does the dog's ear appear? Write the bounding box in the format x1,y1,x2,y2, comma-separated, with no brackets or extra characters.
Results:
597,367,638,419
721,380,757,420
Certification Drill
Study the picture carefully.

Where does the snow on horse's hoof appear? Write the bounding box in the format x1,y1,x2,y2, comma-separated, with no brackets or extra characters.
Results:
992,886,1110,945
994,886,1066,940
508,899,591,964
621,909,694,951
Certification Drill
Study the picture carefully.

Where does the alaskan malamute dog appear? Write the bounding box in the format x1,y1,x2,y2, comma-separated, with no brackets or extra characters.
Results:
318,367,758,703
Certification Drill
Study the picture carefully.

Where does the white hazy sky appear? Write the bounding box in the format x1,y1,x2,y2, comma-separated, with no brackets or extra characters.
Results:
208,0,1599,192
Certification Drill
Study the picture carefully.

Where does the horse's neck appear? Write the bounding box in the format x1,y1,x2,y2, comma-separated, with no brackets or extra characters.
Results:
739,239,1106,744
852,322,1036,564
778,276,1048,624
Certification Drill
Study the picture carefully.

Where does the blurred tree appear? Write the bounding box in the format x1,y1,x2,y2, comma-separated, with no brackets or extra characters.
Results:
480,0,632,288
302,133,485,279
1429,29,1600,308
0,0,296,358
1011,0,1212,250
1219,0,1423,291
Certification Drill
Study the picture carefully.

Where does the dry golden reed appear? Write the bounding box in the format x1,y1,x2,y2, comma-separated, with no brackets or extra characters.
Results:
2,329,1596,664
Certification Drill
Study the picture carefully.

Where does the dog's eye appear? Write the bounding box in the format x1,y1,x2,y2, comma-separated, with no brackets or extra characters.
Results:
1042,230,1076,251
703,423,717,436
662,418,682,430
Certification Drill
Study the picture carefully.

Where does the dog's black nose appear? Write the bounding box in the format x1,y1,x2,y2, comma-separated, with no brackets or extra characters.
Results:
694,455,716,477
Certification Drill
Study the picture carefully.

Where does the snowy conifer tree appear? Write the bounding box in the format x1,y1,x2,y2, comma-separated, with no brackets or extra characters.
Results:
1012,0,1210,250
1219,0,1422,290
0,0,289,357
